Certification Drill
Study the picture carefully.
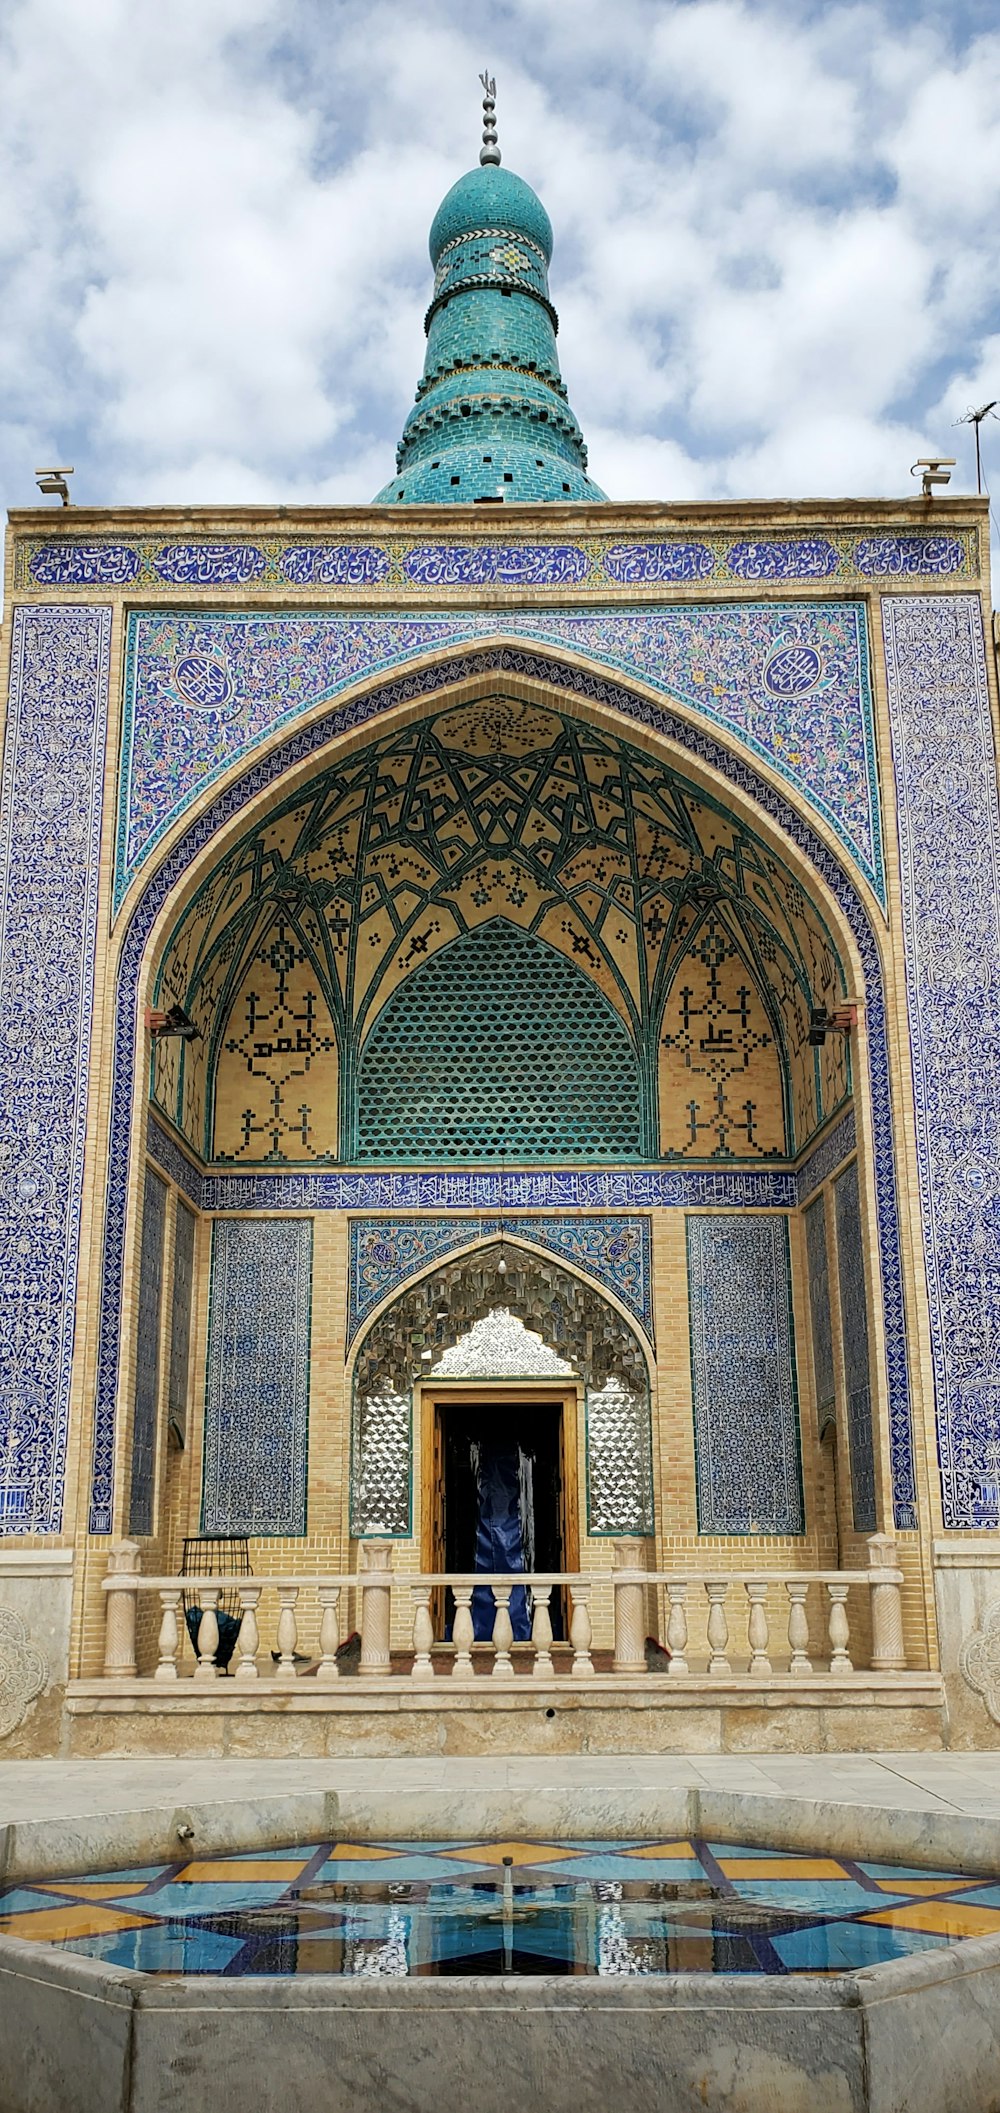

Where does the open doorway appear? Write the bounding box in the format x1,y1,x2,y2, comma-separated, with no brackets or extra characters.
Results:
429,1397,574,1642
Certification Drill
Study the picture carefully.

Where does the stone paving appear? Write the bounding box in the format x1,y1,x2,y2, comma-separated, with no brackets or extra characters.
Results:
1,1750,998,1824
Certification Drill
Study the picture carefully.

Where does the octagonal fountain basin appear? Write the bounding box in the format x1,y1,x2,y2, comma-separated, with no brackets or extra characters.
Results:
3,1835,998,1978
4,1834,1000,2113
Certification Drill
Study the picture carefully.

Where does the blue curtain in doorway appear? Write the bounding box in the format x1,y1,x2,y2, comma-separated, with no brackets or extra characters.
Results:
472,1441,532,1642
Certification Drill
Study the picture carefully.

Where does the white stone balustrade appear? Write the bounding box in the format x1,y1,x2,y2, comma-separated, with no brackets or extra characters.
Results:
101,1538,908,1685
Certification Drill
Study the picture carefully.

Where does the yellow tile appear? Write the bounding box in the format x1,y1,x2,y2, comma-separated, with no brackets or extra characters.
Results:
873,1878,976,1897
625,1842,697,1860
0,1904,157,1942
716,1858,847,1880
175,1861,308,1884
443,1842,580,1867
34,1883,151,1900
863,1900,1000,1938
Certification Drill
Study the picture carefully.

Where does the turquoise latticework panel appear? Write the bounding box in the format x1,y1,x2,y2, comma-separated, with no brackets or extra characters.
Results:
356,921,642,1163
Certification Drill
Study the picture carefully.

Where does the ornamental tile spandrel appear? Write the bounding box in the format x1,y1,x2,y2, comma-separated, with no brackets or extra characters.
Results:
117,599,882,912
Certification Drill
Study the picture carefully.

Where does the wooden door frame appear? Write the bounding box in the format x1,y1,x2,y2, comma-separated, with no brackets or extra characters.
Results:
417,1381,582,1579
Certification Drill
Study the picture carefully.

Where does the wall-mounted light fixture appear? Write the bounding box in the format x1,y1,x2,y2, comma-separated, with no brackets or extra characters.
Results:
145,1005,201,1042
911,457,954,498
808,1004,858,1048
35,466,73,505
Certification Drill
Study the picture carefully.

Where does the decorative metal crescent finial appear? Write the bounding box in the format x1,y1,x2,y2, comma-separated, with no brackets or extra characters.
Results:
479,69,500,164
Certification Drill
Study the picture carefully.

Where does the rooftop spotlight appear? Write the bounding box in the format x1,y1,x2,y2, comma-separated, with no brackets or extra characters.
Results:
911,457,954,498
35,467,73,505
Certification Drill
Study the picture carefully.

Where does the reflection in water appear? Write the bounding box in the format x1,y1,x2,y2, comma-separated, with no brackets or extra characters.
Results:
2,1837,995,1980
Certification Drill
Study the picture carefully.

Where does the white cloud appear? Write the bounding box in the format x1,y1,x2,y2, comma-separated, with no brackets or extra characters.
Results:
0,0,998,535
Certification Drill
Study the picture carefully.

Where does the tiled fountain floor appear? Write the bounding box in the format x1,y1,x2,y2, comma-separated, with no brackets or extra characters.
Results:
1,1752,998,1822
3,1834,999,1978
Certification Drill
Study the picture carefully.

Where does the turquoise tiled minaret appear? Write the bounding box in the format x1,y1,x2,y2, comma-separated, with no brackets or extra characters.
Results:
374,77,605,505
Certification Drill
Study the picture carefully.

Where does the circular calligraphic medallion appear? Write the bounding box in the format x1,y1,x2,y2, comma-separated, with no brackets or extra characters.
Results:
173,654,237,713
762,644,823,696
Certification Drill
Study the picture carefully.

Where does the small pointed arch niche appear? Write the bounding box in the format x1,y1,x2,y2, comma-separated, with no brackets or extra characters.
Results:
349,1238,654,1543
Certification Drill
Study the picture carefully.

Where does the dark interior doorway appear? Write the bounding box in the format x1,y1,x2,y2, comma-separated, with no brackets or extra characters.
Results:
439,1401,566,1641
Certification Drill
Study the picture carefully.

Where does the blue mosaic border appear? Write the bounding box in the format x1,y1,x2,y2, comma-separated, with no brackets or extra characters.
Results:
146,1115,800,1211
116,601,884,910
347,1216,653,1345
20,526,975,595
93,645,914,1532
884,593,1000,1528
0,606,110,1535
796,1108,857,1205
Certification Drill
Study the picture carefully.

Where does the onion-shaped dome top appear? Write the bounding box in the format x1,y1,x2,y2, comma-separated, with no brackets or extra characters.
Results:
374,76,604,506
429,165,553,266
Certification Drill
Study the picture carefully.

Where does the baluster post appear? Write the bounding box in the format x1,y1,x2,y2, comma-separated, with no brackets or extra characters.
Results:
745,1581,772,1678
194,1588,221,1681
705,1580,731,1675
827,1582,853,1675
275,1586,299,1675
451,1587,474,1678
315,1586,341,1686
102,1539,141,1679
531,1588,554,1679
867,1535,906,1671
359,1543,393,1676
233,1586,261,1682
410,1588,435,1684
154,1589,181,1682
665,1581,689,1676
612,1538,647,1674
491,1586,514,1676
570,1584,595,1678
785,1581,813,1674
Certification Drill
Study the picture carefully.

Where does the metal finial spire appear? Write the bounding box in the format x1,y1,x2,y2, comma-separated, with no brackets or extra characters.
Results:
479,70,500,164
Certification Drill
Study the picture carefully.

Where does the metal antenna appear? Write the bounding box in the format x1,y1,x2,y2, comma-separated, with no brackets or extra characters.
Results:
955,401,998,494
479,70,500,165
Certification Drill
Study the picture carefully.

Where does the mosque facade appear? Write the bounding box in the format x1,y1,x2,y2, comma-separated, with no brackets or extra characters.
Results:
1,101,999,1756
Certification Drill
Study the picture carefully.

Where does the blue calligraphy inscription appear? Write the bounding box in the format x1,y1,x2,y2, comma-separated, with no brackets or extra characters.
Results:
173,656,236,711
152,544,266,586
764,644,824,696
857,534,964,578
118,602,883,911
281,545,391,587
728,540,839,581
29,544,141,587
601,543,714,584
402,543,589,588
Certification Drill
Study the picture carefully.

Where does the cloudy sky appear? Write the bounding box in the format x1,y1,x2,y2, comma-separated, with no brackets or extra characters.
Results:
2,0,999,528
